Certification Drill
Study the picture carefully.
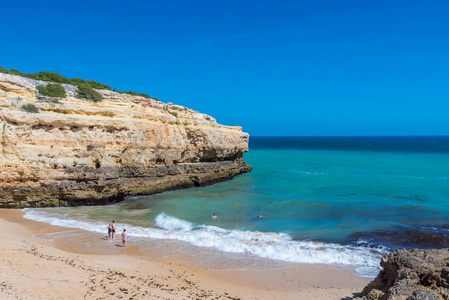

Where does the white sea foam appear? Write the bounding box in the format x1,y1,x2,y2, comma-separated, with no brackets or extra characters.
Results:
155,213,193,231
23,209,387,277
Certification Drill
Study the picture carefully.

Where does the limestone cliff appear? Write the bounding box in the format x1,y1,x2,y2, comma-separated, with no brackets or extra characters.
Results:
0,73,251,208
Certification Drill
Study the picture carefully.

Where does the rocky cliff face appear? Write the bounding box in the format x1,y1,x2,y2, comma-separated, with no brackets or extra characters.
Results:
0,73,251,208
357,249,449,300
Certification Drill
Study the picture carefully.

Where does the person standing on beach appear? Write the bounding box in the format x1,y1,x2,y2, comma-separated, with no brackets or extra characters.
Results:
107,223,112,239
111,220,116,239
121,229,127,247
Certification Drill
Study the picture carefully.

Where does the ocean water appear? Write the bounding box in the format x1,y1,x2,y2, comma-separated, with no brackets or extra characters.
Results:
23,136,449,277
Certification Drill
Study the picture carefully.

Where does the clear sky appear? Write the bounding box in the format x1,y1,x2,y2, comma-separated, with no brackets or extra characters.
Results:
1,0,448,136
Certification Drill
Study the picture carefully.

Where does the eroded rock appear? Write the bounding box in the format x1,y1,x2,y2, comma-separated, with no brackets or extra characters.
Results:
0,73,252,207
356,249,449,300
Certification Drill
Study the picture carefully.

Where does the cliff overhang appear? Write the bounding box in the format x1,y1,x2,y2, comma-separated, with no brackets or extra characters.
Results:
0,73,252,208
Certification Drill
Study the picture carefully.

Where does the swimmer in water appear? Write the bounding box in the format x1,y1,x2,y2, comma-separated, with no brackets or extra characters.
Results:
257,214,264,218
212,213,217,219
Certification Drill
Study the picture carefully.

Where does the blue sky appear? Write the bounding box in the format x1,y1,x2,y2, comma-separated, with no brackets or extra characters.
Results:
1,0,448,136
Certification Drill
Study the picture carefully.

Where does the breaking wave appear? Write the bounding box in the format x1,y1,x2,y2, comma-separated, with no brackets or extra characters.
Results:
23,209,387,277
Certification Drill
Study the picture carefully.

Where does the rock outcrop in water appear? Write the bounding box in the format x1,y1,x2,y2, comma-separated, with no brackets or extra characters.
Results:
0,73,251,208
357,249,449,300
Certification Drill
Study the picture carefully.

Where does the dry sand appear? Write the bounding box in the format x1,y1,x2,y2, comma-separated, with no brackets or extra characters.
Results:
0,209,370,299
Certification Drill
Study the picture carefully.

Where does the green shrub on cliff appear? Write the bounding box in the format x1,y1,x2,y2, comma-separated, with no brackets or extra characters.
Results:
9,69,23,76
0,66,160,102
0,67,112,90
76,84,102,102
0,67,10,74
22,103,39,113
36,83,66,98
28,71,69,84
112,89,152,99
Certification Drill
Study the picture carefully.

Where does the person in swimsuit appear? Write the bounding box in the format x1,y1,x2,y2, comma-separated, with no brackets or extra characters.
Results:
121,229,127,247
111,220,116,239
107,224,112,239
212,213,217,219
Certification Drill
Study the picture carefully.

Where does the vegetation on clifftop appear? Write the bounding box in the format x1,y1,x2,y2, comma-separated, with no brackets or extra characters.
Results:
36,83,66,98
76,84,102,102
112,89,158,101
0,66,159,101
0,67,110,90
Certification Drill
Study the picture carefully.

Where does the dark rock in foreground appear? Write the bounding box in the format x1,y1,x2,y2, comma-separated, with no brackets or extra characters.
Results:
356,249,449,300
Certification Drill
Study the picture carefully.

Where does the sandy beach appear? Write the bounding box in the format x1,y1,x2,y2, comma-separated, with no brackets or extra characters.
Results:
0,209,370,300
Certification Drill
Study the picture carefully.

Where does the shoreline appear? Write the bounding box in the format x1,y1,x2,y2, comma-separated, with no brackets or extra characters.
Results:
0,209,370,299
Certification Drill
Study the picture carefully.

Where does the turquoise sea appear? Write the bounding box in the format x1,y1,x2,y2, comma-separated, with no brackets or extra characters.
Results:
24,136,449,277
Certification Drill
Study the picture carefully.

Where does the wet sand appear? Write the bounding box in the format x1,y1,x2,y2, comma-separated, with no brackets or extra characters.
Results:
0,209,370,299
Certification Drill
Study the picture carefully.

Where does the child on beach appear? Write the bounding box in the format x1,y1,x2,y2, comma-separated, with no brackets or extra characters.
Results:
107,224,112,239
121,229,127,247
111,220,116,239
